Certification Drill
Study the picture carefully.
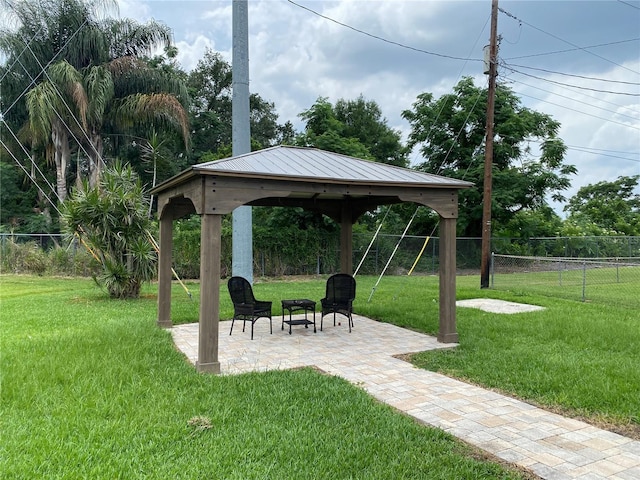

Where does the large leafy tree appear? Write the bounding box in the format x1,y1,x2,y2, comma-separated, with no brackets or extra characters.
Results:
297,97,372,159
1,0,189,208
296,96,407,166
495,206,563,239
334,96,408,167
187,48,286,161
186,50,232,159
564,175,640,236
294,96,409,233
402,77,576,237
288,96,409,238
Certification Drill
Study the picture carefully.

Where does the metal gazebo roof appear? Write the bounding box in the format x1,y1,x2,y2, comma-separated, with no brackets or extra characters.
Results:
152,145,472,222
192,145,470,186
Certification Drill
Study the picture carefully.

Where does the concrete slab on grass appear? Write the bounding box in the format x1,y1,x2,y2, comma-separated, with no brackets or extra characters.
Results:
456,298,545,314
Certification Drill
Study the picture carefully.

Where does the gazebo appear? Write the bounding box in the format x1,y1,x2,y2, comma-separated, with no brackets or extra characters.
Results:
152,145,472,373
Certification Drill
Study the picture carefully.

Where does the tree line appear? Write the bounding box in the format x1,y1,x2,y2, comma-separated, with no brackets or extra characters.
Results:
1,0,638,296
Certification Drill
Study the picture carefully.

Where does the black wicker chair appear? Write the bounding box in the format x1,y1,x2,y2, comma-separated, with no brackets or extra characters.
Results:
320,273,356,332
228,276,272,340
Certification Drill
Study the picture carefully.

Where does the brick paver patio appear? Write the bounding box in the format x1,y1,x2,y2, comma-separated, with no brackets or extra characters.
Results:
171,314,640,479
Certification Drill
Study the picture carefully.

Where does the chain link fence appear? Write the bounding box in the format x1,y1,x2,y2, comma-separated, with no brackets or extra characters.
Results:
3,232,639,309
351,234,485,276
491,254,640,308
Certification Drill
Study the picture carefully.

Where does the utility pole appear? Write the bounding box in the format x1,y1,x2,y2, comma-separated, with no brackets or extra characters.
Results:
231,0,253,283
480,0,499,289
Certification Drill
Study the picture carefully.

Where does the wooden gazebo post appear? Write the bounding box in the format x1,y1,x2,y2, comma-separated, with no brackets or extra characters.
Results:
197,213,222,373
157,212,173,328
438,217,458,343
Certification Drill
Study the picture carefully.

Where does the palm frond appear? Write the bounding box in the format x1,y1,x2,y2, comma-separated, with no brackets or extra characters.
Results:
48,60,88,129
85,0,119,20
83,64,114,126
107,57,188,107
103,17,172,58
114,93,190,149
25,81,57,142
105,56,146,76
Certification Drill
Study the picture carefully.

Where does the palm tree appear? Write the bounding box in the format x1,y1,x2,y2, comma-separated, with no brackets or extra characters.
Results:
1,0,189,204
82,63,114,187
83,56,189,187
25,60,88,201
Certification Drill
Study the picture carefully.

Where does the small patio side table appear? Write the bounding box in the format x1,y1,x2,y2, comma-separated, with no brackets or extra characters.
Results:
281,299,316,334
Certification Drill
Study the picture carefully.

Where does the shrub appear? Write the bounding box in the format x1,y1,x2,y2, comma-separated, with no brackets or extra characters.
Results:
0,240,47,275
62,163,156,298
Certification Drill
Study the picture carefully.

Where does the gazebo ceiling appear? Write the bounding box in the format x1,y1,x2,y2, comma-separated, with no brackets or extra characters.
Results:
152,145,473,222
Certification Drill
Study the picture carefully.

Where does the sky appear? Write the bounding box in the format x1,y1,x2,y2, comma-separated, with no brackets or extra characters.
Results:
117,0,639,214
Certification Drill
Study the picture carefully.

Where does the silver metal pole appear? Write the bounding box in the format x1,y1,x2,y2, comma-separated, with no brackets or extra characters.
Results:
232,0,253,283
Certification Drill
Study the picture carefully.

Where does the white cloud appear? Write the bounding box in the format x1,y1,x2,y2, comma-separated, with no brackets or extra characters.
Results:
176,35,221,72
519,58,640,212
116,0,152,21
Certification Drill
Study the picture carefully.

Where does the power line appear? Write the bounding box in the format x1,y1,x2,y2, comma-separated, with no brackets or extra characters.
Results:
567,145,639,163
504,65,640,97
513,89,640,132
290,0,640,164
508,129,640,164
286,0,483,63
506,63,640,86
617,0,640,10
504,75,639,123
503,38,640,61
566,145,640,156
287,0,639,99
499,7,640,75
526,136,640,164
287,0,640,141
500,64,640,119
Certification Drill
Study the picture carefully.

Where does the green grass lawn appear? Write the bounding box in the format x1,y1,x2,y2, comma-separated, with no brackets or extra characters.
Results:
1,275,532,479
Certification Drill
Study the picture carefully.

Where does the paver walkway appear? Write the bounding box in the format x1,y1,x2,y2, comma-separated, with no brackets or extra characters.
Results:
171,314,640,479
